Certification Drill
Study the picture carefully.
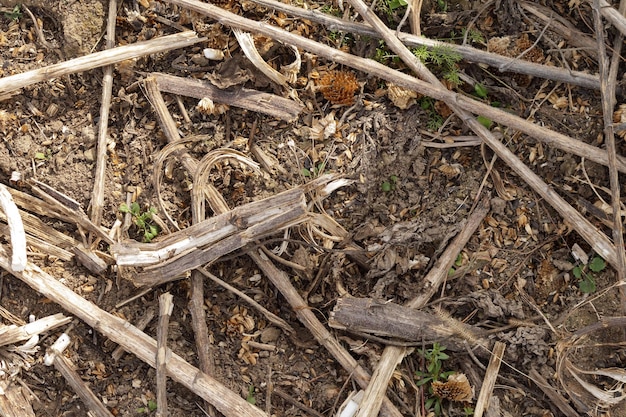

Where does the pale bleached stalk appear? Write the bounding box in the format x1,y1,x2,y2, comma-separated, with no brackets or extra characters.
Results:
90,0,117,238
0,184,26,271
0,31,204,96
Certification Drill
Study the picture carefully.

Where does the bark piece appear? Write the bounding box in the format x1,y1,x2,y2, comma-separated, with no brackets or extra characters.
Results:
152,72,304,122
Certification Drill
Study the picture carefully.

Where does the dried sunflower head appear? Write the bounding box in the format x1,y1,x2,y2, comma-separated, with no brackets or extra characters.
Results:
431,373,474,402
317,70,359,105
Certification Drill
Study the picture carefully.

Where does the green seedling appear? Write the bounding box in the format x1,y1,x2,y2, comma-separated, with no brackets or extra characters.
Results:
474,83,488,99
246,385,256,405
415,342,454,415
381,175,398,192
302,161,326,178
572,255,606,294
119,202,159,242
136,399,157,413
477,115,493,129
4,5,22,21
34,149,51,161
448,253,463,276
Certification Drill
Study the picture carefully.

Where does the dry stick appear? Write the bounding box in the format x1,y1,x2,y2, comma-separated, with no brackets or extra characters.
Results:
144,75,408,417
474,341,505,417
0,253,267,417
251,0,602,90
346,1,585,415
594,0,626,313
597,0,626,37
0,184,26,271
528,369,578,417
593,0,626,314
143,79,217,417
252,0,626,174
0,31,204,96
90,0,117,239
156,293,174,417
112,307,156,361
167,0,618,268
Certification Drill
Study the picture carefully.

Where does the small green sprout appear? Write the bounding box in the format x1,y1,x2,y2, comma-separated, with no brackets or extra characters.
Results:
381,175,398,192
4,5,22,21
477,115,493,129
415,342,453,416
119,202,159,242
572,255,606,294
474,83,488,99
302,161,326,178
246,385,256,405
448,253,463,276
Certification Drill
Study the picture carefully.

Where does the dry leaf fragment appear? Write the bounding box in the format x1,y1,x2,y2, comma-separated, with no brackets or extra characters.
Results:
387,83,418,109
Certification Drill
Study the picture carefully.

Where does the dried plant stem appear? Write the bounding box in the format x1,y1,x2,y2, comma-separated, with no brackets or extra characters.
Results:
251,0,601,90
167,0,619,268
474,342,505,417
156,293,174,417
593,0,626,313
598,0,626,37
0,31,204,97
89,0,117,240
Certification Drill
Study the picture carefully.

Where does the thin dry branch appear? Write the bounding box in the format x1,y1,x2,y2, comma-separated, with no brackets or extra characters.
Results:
0,250,268,417
593,0,626,312
528,368,579,417
89,0,118,240
152,72,304,122
597,0,626,37
251,0,602,90
0,313,70,347
0,184,26,271
166,0,620,268
474,342,505,417
45,334,115,417
156,293,174,417
0,31,205,97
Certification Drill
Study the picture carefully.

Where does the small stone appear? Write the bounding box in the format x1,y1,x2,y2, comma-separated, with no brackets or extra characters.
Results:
260,327,280,343
84,147,96,162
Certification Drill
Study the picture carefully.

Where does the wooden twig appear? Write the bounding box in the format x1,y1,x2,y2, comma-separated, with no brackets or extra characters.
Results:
528,368,578,417
474,342,505,417
0,31,204,97
0,378,35,417
111,188,308,286
0,184,26,271
89,0,118,241
597,0,626,37
593,0,626,314
152,72,304,122
251,0,602,90
45,334,115,417
112,307,156,361
0,313,70,347
0,250,268,417
272,388,326,417
156,293,174,417
519,1,598,58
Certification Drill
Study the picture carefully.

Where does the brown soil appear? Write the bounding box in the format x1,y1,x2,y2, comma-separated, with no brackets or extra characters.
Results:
0,0,624,416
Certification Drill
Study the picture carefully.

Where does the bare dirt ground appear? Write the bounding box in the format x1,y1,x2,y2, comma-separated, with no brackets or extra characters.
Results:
0,0,625,416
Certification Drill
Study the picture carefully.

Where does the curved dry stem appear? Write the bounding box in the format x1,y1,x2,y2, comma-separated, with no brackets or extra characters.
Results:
152,135,212,230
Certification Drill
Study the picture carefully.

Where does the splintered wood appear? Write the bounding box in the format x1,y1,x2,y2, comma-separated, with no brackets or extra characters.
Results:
111,188,308,286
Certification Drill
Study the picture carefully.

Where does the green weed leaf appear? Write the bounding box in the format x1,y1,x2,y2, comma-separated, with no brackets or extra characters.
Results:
589,256,606,272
